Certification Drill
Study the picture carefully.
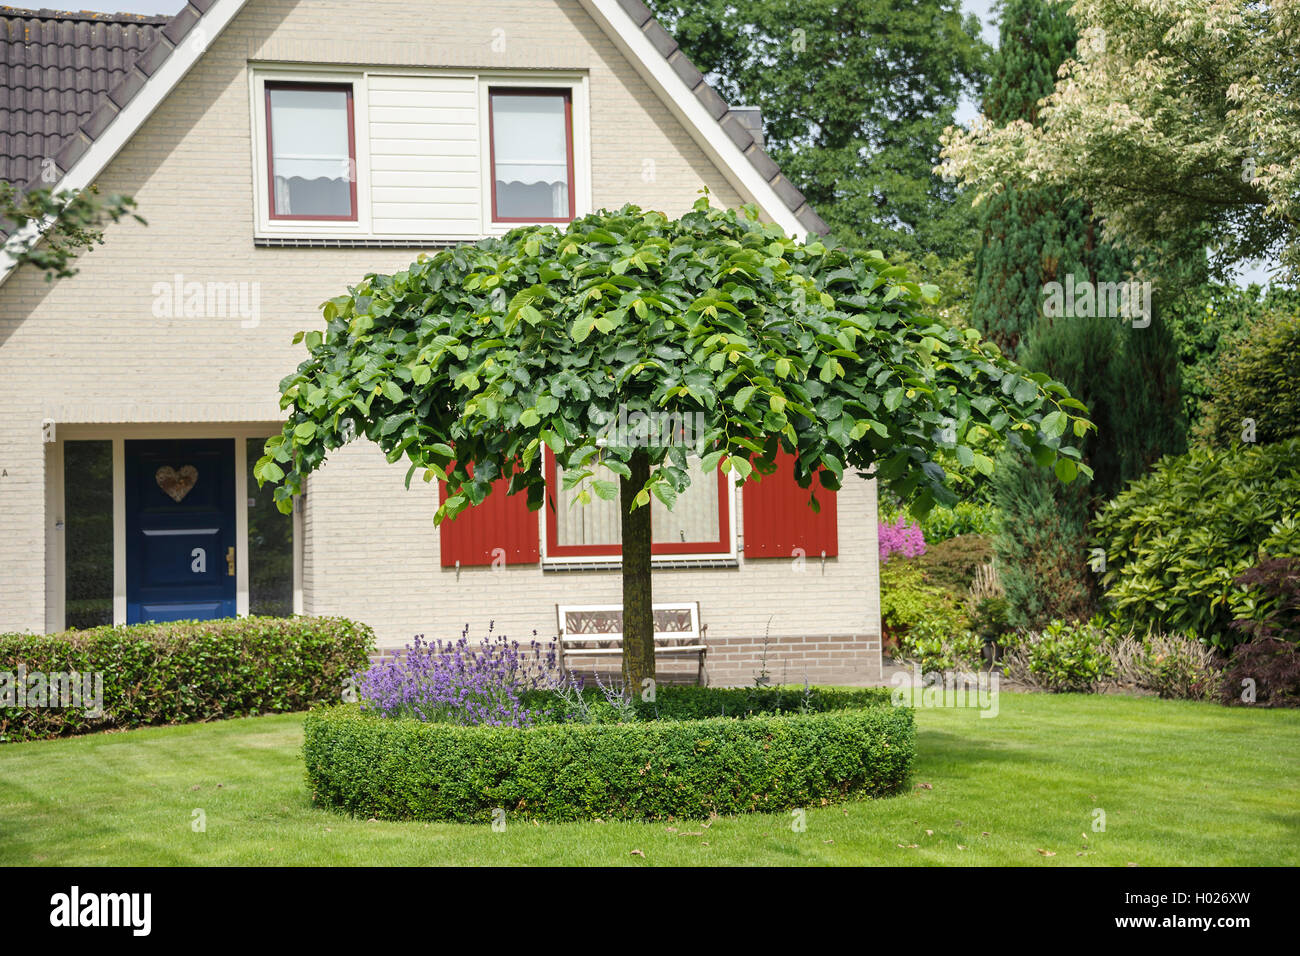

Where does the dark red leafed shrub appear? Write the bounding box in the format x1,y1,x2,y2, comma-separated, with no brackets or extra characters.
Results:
1219,639,1300,708
1231,557,1300,643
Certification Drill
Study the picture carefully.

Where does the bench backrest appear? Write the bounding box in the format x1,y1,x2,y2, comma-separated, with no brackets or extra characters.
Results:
557,602,701,645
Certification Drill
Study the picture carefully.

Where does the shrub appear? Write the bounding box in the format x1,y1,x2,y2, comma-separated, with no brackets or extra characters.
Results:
992,443,1096,630
881,500,998,543
1194,310,1300,448
1092,438,1300,646
1230,557,1300,644
1000,620,1114,692
895,622,983,673
878,515,926,563
915,534,994,594
0,616,374,742
1109,632,1224,701
303,688,915,822
879,561,968,649
525,684,893,723
1165,282,1300,429
1219,639,1300,708
356,627,558,727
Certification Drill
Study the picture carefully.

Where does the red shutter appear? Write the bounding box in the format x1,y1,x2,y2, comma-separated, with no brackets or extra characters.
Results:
742,450,839,558
438,475,540,567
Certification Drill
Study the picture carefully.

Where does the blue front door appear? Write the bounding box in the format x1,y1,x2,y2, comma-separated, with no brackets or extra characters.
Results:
125,438,236,623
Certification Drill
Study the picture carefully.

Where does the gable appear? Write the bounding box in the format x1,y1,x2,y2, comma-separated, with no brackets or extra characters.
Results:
1,0,827,281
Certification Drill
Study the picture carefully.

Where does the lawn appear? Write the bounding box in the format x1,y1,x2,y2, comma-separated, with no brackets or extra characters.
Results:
1,691,1297,866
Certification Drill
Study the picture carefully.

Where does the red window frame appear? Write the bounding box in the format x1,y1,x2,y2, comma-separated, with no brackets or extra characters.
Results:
487,87,576,224
264,81,358,222
543,452,732,558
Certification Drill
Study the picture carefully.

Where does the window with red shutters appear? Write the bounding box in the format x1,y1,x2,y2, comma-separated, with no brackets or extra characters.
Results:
741,451,839,558
437,477,540,567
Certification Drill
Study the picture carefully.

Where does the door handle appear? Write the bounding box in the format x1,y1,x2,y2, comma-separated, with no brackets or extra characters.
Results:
226,546,236,577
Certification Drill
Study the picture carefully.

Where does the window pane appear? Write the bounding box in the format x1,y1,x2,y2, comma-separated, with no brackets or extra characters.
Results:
553,456,720,549
246,438,294,616
554,461,621,547
651,463,719,545
269,86,352,217
492,93,570,219
64,440,113,630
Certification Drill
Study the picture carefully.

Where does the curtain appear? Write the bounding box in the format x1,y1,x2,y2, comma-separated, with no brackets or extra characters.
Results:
553,456,720,548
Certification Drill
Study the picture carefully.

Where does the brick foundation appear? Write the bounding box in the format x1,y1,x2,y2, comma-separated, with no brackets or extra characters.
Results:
368,632,882,688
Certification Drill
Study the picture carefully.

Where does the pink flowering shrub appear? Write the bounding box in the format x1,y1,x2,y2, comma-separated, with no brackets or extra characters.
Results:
879,515,926,564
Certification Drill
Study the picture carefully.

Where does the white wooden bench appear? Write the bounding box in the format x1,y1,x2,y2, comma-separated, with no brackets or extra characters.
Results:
556,601,707,685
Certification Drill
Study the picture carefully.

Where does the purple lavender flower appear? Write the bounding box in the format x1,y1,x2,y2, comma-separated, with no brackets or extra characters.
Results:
355,627,562,728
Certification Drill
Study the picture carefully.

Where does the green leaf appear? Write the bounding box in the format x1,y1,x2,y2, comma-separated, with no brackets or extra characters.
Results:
293,421,317,441
592,479,618,501
1041,410,1069,439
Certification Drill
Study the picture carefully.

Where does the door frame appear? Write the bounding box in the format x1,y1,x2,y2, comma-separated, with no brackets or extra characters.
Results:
46,423,302,631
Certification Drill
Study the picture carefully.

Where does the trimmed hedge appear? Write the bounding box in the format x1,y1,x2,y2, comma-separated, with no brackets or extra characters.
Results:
303,689,914,822
0,616,374,742
524,684,893,723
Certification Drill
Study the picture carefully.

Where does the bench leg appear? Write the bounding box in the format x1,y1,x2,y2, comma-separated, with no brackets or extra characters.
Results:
697,650,708,687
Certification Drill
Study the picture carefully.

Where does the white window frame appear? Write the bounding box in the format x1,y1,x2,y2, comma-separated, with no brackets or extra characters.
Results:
250,66,591,241
250,65,372,239
477,73,592,235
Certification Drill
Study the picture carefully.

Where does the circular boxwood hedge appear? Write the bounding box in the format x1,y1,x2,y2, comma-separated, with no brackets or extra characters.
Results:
302,687,914,822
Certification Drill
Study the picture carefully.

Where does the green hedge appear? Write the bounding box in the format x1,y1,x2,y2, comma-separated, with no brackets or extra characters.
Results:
0,616,374,742
523,684,893,723
304,692,914,822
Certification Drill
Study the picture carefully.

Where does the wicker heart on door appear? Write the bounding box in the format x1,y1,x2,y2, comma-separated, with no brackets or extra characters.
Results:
155,465,198,503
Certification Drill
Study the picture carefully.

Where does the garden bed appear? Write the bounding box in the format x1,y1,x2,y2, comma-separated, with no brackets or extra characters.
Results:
303,687,914,823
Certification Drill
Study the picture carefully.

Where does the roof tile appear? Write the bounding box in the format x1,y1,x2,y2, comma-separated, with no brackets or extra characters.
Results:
0,7,169,188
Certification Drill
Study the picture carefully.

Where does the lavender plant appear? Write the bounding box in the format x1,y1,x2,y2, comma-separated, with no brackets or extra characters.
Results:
356,624,559,728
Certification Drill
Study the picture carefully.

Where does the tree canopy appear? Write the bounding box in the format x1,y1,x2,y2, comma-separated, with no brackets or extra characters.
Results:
260,200,1093,517
1,183,143,280
646,0,989,261
939,0,1300,280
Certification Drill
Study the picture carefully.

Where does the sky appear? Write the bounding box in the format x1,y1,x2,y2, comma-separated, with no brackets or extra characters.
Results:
93,0,1273,285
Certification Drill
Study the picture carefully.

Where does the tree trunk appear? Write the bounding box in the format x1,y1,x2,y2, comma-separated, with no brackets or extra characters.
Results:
620,448,656,691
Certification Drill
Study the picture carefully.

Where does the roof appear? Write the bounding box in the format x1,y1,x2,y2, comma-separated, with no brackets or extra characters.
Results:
0,7,168,188
1,0,828,278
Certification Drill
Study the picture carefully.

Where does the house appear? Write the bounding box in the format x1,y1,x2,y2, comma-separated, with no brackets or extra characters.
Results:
0,0,884,686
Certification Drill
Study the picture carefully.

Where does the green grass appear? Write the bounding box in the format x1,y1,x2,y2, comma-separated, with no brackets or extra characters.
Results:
2,692,1297,866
